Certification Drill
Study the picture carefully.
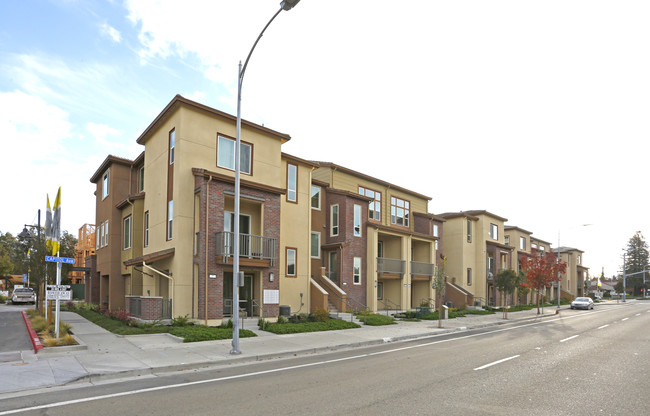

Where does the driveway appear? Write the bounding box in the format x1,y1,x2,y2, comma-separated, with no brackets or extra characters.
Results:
0,304,33,357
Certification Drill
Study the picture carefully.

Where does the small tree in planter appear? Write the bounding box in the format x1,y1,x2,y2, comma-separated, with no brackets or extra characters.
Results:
494,269,518,319
432,256,447,328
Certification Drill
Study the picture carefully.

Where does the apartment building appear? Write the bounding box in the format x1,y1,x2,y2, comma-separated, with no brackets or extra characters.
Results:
90,95,315,324
311,163,441,313
554,247,589,299
439,210,513,307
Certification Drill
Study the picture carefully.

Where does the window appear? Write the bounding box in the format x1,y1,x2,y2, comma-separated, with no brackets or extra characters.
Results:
311,185,321,210
540,245,545,252
167,200,173,240
330,204,339,236
217,135,251,174
467,219,472,243
490,223,498,240
531,242,538,250
101,220,109,247
488,255,495,275
467,268,472,285
286,248,297,276
377,282,383,299
390,196,409,227
169,129,175,165
287,163,297,202
144,211,149,247
358,186,381,221
353,257,361,284
353,204,362,237
123,216,132,250
577,255,581,265
102,170,109,199
434,240,439,251
433,224,439,237
505,235,510,245
311,232,320,258
520,236,526,250
138,167,144,192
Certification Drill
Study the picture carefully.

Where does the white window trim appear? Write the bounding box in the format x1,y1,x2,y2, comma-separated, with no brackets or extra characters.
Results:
353,204,362,237
353,257,361,285
286,248,297,276
330,204,339,237
311,231,321,258
217,135,251,175
287,163,297,202
123,216,132,250
311,185,321,210
144,211,149,248
102,171,109,200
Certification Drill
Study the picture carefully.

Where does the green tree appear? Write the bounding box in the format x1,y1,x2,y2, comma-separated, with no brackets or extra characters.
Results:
432,256,447,328
624,231,649,295
0,243,13,277
494,269,518,319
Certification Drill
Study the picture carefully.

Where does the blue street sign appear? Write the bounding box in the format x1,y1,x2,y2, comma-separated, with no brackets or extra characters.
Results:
22,274,27,282
45,256,75,264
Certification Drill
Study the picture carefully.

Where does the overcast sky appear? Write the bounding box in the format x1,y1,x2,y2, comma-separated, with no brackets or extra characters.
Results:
1,0,648,279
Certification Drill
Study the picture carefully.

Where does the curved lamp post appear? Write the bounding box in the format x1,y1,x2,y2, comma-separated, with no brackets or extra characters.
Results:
232,0,300,355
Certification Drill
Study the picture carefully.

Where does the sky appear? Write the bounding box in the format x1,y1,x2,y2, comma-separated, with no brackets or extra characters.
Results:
1,0,648,279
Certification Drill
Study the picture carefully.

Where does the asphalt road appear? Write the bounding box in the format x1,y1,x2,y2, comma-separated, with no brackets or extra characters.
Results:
0,304,33,355
1,301,649,415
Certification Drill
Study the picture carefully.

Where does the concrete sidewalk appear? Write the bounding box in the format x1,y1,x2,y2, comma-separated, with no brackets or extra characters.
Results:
0,307,565,396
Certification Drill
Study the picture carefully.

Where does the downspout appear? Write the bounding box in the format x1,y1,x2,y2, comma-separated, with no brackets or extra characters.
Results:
205,175,212,325
142,261,174,318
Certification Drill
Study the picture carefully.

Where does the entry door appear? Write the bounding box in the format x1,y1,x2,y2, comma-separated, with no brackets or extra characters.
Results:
223,273,254,317
328,251,339,285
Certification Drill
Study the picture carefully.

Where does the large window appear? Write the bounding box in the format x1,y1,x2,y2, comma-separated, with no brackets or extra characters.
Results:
353,257,361,284
167,200,173,240
520,236,526,250
358,186,381,221
390,196,409,227
490,223,498,240
123,216,132,250
311,232,320,258
287,163,297,202
144,211,149,247
169,129,175,165
286,248,297,276
353,204,362,237
311,185,321,210
330,204,339,236
433,224,439,237
102,170,109,199
217,135,251,174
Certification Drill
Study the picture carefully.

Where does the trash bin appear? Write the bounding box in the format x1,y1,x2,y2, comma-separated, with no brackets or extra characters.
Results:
442,305,449,320
279,305,291,317
445,301,454,308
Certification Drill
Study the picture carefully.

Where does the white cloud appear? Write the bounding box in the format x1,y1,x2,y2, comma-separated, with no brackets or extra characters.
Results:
100,23,122,43
185,91,206,102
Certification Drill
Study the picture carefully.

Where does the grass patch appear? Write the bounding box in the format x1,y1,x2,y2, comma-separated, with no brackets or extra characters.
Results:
356,313,396,326
262,319,360,334
71,308,256,341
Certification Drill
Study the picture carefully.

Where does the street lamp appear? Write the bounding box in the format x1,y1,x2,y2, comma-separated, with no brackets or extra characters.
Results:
232,0,301,355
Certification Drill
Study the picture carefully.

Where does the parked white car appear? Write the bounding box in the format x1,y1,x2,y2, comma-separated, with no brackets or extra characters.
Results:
11,288,36,304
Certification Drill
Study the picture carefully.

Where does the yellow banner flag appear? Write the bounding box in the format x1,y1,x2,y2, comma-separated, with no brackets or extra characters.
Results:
51,187,61,256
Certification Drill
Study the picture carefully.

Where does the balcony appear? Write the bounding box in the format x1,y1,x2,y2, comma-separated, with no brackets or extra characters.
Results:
411,261,435,280
377,257,405,278
215,231,277,267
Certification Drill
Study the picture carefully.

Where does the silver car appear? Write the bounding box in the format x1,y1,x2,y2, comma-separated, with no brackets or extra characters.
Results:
570,297,594,310
11,288,36,304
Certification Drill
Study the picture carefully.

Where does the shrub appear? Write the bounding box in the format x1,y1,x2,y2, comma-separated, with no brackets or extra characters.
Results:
361,313,396,326
276,315,287,324
313,308,330,322
0,294,7,303
263,319,360,334
169,326,256,343
171,314,192,327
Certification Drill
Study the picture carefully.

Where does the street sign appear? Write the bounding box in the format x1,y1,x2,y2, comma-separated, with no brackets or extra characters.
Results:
46,285,72,300
22,274,27,282
45,256,75,264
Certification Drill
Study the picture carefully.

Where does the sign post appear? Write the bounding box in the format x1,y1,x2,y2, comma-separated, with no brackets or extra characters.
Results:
45,256,74,338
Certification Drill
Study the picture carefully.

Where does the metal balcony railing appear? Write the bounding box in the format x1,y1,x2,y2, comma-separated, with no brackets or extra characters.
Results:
411,261,435,277
377,257,406,275
215,231,277,264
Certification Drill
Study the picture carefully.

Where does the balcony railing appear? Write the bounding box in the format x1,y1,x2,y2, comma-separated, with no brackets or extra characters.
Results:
411,261,435,277
377,257,405,275
215,231,277,264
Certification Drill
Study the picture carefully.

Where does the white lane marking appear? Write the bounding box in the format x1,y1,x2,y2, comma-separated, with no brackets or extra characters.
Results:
474,355,520,371
597,324,609,330
635,313,641,316
0,309,617,415
622,318,629,321
560,335,579,343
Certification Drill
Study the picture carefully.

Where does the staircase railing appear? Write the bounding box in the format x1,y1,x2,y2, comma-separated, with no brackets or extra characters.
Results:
328,292,370,322
378,298,400,316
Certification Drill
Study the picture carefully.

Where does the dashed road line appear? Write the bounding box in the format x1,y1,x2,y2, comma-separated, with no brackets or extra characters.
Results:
474,355,520,371
560,335,579,343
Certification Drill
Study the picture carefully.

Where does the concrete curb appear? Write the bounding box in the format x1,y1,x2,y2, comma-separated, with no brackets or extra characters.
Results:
21,311,43,353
